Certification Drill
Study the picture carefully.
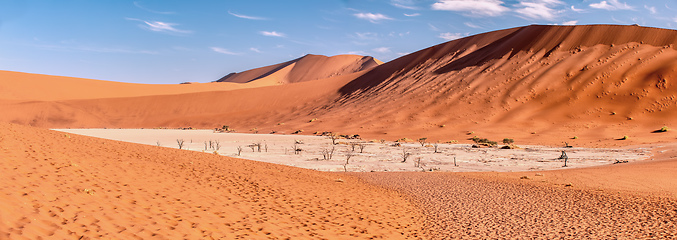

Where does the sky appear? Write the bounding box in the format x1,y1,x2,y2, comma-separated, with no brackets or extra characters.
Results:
0,0,676,84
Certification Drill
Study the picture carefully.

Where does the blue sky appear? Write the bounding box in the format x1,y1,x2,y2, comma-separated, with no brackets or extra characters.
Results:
0,0,675,84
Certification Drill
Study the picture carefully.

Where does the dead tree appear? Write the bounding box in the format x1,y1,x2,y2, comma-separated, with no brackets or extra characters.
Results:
329,133,339,145
558,151,569,167
321,146,335,160
401,148,411,163
292,143,302,155
214,140,221,151
204,141,208,150
358,143,366,153
236,146,242,156
433,143,440,153
177,139,185,149
344,153,353,172
414,157,424,168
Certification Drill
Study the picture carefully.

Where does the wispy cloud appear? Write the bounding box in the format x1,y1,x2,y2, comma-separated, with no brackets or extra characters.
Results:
439,32,464,41
561,20,578,25
514,0,564,20
464,22,482,28
644,5,657,14
228,11,267,20
432,0,509,17
589,0,634,11
570,5,585,12
391,0,419,10
133,2,174,14
428,23,441,31
372,47,391,53
250,47,262,53
259,31,285,37
211,47,241,55
353,32,379,40
404,13,421,17
353,12,394,23
126,18,192,34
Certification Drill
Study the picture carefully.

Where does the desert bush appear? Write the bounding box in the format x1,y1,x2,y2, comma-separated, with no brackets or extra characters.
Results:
659,126,670,132
622,135,629,140
418,138,427,147
502,138,514,144
472,137,497,146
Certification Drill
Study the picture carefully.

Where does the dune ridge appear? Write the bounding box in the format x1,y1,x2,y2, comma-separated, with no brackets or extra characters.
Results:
2,25,677,147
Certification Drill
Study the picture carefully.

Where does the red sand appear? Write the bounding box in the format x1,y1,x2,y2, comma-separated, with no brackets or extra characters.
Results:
0,122,422,239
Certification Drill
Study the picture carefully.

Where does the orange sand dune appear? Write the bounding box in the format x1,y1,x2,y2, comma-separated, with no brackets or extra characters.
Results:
0,122,422,239
0,70,256,101
216,54,381,84
2,25,677,147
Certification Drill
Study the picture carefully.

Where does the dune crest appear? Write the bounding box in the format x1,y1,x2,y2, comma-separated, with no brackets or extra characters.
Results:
215,54,381,84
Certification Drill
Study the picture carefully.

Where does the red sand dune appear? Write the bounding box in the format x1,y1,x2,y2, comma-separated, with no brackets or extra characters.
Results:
2,25,677,147
215,54,381,84
0,122,422,239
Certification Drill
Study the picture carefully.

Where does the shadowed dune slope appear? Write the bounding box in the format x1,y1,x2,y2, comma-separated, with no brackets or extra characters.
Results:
215,54,381,84
3,25,677,146
0,122,422,239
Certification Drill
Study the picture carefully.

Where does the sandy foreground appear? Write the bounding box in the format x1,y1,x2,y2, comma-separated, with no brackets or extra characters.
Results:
54,129,650,173
1,124,676,239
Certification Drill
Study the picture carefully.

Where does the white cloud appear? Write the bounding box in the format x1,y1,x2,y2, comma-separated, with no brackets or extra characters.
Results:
464,22,482,28
644,5,657,14
570,5,585,12
391,0,419,10
353,32,379,40
439,32,463,41
353,12,394,23
126,18,192,34
404,13,421,17
211,47,240,55
589,0,634,11
561,20,578,25
228,11,267,20
428,23,441,31
250,47,261,53
133,2,174,14
372,47,391,53
432,0,509,17
259,31,285,37
514,0,564,21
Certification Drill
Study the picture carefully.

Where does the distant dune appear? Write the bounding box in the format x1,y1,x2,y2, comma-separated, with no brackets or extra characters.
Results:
2,25,677,146
215,54,381,84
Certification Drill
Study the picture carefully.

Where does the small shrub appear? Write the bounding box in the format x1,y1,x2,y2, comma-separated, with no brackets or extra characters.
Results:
622,135,629,140
572,136,578,139
659,126,669,132
502,138,514,144
418,138,427,147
